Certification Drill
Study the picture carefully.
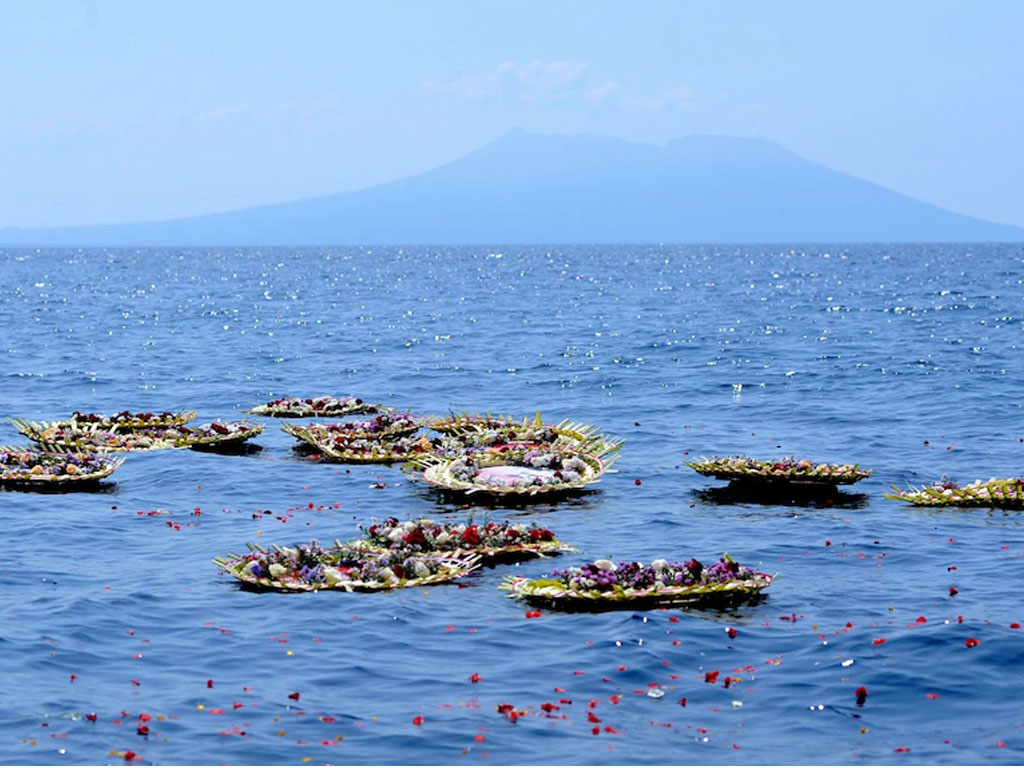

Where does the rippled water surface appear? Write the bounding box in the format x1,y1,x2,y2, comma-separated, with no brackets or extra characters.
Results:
1,244,1023,765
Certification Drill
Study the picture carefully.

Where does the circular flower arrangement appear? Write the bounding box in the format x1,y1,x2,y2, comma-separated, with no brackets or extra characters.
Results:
246,396,381,418
350,517,574,564
213,541,479,593
686,456,872,487
282,413,422,448
418,444,611,497
501,554,773,610
885,475,1024,508
0,447,124,487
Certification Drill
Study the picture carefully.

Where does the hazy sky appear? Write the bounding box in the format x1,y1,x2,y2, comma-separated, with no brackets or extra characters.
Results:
3,0,1023,229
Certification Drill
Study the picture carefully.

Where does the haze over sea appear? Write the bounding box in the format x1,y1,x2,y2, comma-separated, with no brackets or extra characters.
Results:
2,243,1023,765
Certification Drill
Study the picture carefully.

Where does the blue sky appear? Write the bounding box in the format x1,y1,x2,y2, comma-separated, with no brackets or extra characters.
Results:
3,0,1023,228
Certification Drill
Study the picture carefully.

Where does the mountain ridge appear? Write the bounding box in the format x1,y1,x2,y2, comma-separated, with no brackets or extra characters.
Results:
2,131,1021,246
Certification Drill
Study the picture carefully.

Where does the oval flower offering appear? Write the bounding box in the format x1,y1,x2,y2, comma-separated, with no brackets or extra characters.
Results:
501,554,772,611
214,541,480,593
687,455,872,487
282,412,421,448
10,421,180,453
61,410,197,430
168,421,264,450
303,435,437,464
885,475,1024,508
419,444,612,498
246,395,381,418
426,412,623,458
0,447,124,488
350,517,574,565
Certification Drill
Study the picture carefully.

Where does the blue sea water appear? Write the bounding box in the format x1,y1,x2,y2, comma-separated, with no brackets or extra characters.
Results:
0,244,1022,765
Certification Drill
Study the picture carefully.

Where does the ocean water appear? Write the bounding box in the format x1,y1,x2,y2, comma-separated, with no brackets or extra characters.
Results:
1,244,1022,765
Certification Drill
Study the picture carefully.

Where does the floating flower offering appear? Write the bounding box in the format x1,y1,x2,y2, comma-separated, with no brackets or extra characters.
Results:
55,410,196,430
885,475,1024,508
246,395,381,418
0,447,124,487
282,412,421,447
350,517,574,564
687,455,872,487
310,435,438,463
416,444,612,497
501,554,772,611
170,421,264,450
426,412,623,457
213,541,479,592
10,420,179,453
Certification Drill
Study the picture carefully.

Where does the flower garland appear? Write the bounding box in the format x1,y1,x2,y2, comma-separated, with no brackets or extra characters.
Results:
350,517,572,563
0,447,124,486
247,396,381,418
214,541,479,592
501,554,772,610
686,455,872,486
885,475,1024,508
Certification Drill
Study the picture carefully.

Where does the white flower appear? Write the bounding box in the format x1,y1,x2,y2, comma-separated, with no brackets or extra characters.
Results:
322,567,349,585
412,560,431,577
436,532,452,545
651,559,669,572
268,563,288,578
594,559,616,572
377,567,396,582
388,529,405,543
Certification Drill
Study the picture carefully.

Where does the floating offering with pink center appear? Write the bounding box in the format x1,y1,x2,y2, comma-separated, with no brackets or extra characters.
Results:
414,443,613,498
501,554,772,611
213,541,479,592
246,395,381,418
885,475,1024,508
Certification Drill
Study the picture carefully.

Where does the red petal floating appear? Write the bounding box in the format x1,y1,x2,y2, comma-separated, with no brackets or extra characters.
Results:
965,637,980,648
288,692,300,700
949,587,959,596
412,715,424,725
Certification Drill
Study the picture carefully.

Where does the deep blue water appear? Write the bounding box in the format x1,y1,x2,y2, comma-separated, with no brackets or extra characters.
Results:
1,244,1023,765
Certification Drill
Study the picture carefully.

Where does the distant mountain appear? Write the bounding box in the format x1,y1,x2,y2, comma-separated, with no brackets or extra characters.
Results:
3,130,1022,245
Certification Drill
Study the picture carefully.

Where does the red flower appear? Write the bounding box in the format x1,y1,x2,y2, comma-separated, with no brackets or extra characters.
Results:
704,670,719,684
854,686,868,706
402,528,427,547
685,559,703,576
461,525,481,545
965,637,980,648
